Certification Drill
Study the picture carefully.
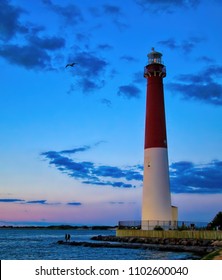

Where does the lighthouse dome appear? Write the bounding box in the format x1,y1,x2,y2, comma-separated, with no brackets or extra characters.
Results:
148,48,163,64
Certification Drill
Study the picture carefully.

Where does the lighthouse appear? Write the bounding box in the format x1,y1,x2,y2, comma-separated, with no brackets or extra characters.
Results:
142,48,177,230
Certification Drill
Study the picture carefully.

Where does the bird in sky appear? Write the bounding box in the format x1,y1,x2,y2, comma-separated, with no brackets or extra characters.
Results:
65,62,78,68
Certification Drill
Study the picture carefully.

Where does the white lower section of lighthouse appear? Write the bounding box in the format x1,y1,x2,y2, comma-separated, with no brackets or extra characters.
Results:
142,147,172,230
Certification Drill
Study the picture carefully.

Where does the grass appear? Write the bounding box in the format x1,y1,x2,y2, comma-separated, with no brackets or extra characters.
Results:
201,249,222,260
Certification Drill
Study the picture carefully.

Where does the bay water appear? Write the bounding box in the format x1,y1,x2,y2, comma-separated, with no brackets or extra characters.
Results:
0,228,200,260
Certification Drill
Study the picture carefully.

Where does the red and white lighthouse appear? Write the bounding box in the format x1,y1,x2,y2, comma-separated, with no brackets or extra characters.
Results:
142,48,176,229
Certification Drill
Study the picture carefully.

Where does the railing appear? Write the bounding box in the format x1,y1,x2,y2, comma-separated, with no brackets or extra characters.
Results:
144,65,166,78
118,220,211,231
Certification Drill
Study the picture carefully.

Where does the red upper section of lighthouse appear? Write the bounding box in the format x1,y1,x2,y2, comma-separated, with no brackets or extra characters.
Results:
144,49,168,149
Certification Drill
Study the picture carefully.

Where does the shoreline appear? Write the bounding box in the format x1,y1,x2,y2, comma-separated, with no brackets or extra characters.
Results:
57,235,222,257
0,225,116,230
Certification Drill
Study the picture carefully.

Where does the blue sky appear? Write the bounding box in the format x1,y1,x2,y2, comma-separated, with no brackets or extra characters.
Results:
0,0,222,226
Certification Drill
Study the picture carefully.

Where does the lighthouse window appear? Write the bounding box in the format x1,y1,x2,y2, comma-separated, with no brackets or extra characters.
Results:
152,57,161,64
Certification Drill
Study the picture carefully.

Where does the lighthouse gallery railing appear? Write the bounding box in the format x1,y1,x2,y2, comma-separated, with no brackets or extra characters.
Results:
118,220,210,230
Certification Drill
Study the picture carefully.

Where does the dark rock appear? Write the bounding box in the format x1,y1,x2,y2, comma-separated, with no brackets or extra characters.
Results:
56,235,219,257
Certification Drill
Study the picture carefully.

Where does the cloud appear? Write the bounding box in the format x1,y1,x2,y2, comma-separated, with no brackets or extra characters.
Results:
89,4,128,30
42,153,95,180
136,0,200,13
73,51,108,78
41,144,222,194
27,35,65,51
26,200,47,204
41,145,99,182
41,145,143,188
133,71,145,84
0,198,25,203
0,0,27,42
0,198,81,206
67,202,82,206
0,1,66,71
109,201,125,204
120,55,137,62
75,33,89,43
168,82,222,105
158,37,205,54
118,84,141,99
100,98,112,107
59,145,91,155
66,51,108,93
0,198,52,205
103,4,122,16
170,160,222,194
176,65,222,83
82,179,136,188
181,37,205,54
158,38,178,49
90,4,123,18
0,41,61,70
108,201,136,205
97,44,113,51
197,56,215,63
42,0,83,25
93,165,143,181
78,79,105,93
167,65,222,105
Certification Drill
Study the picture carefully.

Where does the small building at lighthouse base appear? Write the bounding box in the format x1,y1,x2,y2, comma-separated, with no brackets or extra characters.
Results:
172,205,178,221
141,206,178,230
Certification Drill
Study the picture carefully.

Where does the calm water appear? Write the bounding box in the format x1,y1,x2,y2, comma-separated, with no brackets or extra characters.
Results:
0,228,200,260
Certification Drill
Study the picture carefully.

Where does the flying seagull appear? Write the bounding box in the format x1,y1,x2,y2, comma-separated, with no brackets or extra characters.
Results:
65,62,78,68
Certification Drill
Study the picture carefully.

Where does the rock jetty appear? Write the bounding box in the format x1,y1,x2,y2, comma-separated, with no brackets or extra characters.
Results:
57,235,222,256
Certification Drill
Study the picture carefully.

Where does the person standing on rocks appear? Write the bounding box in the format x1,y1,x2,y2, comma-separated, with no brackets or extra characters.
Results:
65,233,71,242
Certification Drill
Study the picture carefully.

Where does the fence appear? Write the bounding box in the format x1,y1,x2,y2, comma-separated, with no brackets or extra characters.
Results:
118,220,211,231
